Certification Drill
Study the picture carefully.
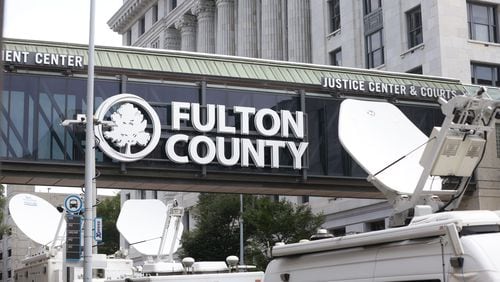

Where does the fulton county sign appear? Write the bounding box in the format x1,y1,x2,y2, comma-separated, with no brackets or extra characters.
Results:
95,94,308,170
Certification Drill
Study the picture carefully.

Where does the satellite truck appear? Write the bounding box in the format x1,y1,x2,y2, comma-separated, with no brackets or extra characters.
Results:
106,199,264,282
8,193,135,282
264,88,500,282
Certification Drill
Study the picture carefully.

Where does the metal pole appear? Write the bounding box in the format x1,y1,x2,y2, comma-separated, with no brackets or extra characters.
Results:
84,0,96,280
239,194,244,265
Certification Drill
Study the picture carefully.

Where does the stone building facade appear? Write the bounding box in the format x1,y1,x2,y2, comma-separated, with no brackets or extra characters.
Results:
108,0,500,236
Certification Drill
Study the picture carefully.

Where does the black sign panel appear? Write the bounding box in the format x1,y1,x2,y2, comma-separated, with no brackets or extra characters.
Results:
66,215,82,261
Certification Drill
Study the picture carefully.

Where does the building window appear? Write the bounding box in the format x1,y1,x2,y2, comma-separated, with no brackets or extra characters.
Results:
151,38,160,49
152,4,158,23
328,0,341,33
366,29,384,68
407,6,423,48
471,63,500,86
139,17,146,36
126,29,132,46
364,0,381,15
125,193,130,200
300,195,309,204
140,190,147,199
407,66,423,74
368,220,386,231
153,190,158,199
171,0,177,10
329,48,342,66
496,124,500,158
7,270,10,279
7,249,11,257
330,227,346,237
467,2,497,42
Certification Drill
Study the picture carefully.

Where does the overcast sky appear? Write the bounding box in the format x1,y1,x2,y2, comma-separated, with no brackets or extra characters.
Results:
3,0,123,46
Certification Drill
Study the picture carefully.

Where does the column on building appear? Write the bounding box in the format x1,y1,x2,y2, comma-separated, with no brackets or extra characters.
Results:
175,15,197,52
215,0,235,55
287,0,311,63
192,0,216,53
236,0,258,57
164,27,181,50
261,0,283,60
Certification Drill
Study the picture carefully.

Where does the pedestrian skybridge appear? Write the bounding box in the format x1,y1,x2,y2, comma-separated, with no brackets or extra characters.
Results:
0,38,478,199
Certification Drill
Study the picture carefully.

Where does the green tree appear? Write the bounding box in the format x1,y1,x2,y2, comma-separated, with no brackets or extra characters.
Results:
244,197,324,269
180,194,324,270
0,185,8,235
97,194,121,255
180,193,242,261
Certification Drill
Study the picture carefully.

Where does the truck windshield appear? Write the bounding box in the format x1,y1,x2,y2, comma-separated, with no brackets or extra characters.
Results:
460,225,500,236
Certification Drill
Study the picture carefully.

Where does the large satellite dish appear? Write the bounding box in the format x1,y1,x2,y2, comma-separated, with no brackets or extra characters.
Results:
117,199,183,256
9,193,66,246
338,99,442,195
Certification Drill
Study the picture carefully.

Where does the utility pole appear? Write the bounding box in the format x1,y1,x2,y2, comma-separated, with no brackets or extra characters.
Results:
83,0,96,280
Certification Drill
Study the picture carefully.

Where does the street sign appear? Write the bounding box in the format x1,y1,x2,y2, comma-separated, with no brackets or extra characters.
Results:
64,194,83,214
66,215,82,261
94,217,103,242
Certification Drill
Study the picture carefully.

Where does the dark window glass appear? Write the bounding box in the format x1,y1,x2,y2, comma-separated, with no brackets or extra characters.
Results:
152,4,158,23
301,195,309,204
330,227,346,237
407,6,423,48
468,2,497,42
328,0,341,32
139,17,146,36
471,63,500,86
364,0,381,15
368,220,385,231
329,48,342,66
407,66,423,74
496,123,500,158
7,249,11,257
171,0,177,10
126,29,132,46
366,29,384,68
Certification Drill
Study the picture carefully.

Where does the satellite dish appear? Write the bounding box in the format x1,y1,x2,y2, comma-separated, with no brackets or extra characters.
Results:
117,199,183,256
9,193,66,246
338,99,442,195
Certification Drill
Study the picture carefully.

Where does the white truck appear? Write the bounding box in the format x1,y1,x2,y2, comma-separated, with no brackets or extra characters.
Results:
264,89,500,281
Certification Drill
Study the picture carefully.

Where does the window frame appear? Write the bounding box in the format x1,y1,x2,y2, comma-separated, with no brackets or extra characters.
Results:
152,4,158,24
328,0,341,33
366,29,384,68
126,29,132,46
406,5,423,48
364,0,382,15
467,2,497,43
329,48,342,66
139,16,146,36
471,63,500,87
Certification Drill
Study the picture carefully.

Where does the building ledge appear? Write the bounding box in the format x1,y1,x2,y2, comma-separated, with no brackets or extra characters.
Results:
108,0,156,34
400,43,425,58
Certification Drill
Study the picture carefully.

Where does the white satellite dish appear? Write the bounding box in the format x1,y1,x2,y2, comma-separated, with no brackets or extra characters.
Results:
338,99,442,195
117,199,183,256
9,193,66,246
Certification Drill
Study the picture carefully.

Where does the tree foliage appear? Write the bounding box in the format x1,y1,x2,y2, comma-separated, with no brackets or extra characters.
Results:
97,194,121,255
180,194,324,270
180,193,242,261
0,185,8,235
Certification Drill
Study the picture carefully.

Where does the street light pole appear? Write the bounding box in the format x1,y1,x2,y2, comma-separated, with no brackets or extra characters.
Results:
83,0,96,280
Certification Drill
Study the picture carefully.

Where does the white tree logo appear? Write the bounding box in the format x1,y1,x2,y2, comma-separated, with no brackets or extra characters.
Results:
104,103,151,154
94,94,161,162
